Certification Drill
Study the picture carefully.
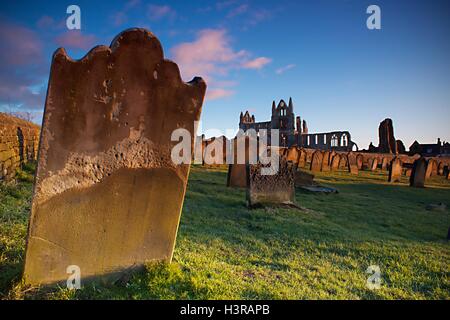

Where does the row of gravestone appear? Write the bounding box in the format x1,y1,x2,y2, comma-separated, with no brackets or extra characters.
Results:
277,146,450,184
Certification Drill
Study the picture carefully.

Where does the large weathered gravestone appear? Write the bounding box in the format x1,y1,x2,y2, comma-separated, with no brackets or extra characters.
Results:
369,158,378,171
388,157,402,182
23,29,206,286
425,159,434,179
310,151,323,172
247,157,295,207
347,153,358,175
339,155,347,169
410,157,427,188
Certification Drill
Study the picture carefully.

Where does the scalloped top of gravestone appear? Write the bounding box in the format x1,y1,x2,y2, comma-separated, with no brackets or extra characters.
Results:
23,28,206,286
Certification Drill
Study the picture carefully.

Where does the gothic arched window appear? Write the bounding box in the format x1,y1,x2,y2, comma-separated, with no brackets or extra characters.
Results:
341,134,348,147
331,134,338,147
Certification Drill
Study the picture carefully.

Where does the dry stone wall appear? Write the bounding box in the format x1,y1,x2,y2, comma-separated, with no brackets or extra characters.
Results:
0,113,40,182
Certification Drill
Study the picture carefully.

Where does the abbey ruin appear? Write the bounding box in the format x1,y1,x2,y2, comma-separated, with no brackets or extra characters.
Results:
239,98,357,151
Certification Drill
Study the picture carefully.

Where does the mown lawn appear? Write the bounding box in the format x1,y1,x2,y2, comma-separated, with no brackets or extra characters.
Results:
1,163,449,299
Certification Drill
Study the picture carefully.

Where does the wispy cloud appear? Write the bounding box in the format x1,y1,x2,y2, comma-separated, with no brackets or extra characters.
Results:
243,57,272,69
147,4,176,21
227,4,249,18
276,64,296,75
0,21,46,111
54,31,97,50
206,88,235,100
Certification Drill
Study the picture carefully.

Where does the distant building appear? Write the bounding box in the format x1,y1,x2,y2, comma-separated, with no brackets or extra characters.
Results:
239,98,357,151
409,138,450,157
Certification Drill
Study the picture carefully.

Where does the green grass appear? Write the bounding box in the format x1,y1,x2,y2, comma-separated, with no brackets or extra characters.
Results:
1,164,449,299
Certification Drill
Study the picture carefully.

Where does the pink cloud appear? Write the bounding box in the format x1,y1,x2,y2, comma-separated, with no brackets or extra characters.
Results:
171,28,271,101
147,4,176,21
206,88,235,100
54,31,97,50
0,22,43,66
242,57,272,69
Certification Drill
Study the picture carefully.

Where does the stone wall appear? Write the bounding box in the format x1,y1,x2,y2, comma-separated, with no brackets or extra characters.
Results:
0,113,40,182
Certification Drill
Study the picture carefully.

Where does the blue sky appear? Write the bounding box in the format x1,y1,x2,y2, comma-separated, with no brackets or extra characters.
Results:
1,0,449,149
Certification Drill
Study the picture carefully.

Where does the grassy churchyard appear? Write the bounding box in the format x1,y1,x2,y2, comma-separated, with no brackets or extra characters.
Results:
1,163,449,299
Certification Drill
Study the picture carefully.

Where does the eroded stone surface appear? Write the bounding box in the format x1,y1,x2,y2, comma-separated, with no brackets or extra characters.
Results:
310,151,323,172
247,157,295,207
24,28,206,286
347,153,358,175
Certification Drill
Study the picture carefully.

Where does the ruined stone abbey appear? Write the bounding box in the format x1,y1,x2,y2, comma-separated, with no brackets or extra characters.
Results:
239,98,357,151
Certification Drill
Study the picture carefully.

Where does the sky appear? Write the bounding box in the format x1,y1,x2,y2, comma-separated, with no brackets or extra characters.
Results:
0,0,449,150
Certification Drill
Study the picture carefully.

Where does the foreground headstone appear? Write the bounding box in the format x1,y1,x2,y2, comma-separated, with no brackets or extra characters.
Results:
388,157,402,182
247,158,295,207
410,157,427,188
23,29,206,286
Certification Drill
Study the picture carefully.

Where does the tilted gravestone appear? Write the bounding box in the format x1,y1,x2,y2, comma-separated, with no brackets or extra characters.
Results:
298,149,306,168
370,158,378,171
23,29,206,286
247,157,295,207
388,157,402,182
286,146,300,167
425,158,434,179
321,151,331,172
310,150,323,172
381,157,389,171
410,157,427,188
347,153,358,175
437,162,444,176
330,154,340,171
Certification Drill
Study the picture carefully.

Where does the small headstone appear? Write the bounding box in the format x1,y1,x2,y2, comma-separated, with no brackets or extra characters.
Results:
298,149,306,168
321,151,330,172
410,157,427,187
247,158,296,207
425,159,435,179
347,153,359,175
381,157,389,170
331,154,340,171
356,154,363,170
227,164,247,188
388,157,402,182
339,155,347,169
286,146,300,166
310,151,323,172
370,158,379,171
437,162,444,176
